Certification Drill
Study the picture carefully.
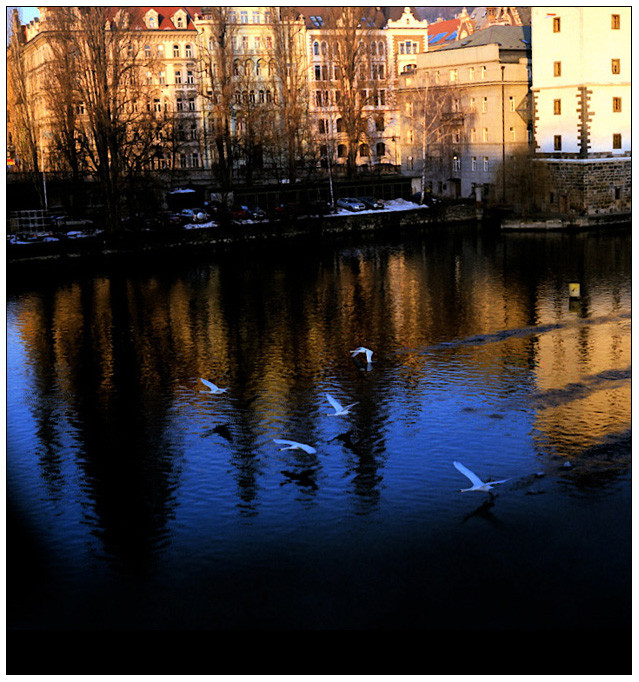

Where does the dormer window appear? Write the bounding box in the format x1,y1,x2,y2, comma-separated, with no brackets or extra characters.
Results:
172,9,188,29
144,9,158,29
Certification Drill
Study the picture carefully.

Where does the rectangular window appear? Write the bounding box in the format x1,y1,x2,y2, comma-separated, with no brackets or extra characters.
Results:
315,65,321,80
482,97,487,113
613,133,622,149
471,128,476,142
481,66,486,79
471,156,477,171
554,135,562,150
175,70,182,84
253,11,260,23
187,70,194,84
613,97,622,112
482,127,488,142
159,71,165,85
469,66,475,80
240,11,248,23
173,45,180,57
553,99,561,115
176,97,183,111
453,156,461,172
509,127,515,141
612,59,620,74
185,45,192,58
469,97,476,112
611,14,620,29
553,16,561,32
553,61,561,77
483,157,489,171
509,96,515,112
449,68,458,83
188,97,195,111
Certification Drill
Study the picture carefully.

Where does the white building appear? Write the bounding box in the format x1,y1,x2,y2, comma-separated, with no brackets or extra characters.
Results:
530,7,630,215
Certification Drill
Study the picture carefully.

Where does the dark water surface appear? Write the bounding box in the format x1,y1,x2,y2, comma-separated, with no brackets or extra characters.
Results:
7,224,631,635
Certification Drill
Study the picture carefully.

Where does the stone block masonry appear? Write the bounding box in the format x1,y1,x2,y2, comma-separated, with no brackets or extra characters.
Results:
534,158,631,215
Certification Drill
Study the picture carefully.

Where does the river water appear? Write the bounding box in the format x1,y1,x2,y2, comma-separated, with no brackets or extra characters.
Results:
6,223,631,633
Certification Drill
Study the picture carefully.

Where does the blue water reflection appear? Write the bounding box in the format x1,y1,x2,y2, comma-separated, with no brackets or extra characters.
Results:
7,226,631,630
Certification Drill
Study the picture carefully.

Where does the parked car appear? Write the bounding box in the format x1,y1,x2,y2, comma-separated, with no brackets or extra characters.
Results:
230,205,250,221
273,202,303,219
410,192,441,207
307,200,333,217
337,197,366,212
249,206,267,221
357,196,385,210
179,208,211,223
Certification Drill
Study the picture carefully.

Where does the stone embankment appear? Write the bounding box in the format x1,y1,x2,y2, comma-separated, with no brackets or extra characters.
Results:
7,201,480,273
501,211,631,231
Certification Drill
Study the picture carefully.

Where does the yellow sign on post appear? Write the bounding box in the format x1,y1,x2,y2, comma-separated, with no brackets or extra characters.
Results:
569,282,581,298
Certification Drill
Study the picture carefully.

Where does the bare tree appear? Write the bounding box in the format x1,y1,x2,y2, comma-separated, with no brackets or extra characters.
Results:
399,72,467,201
196,7,239,203
323,7,385,178
40,7,161,229
7,9,41,178
269,7,312,184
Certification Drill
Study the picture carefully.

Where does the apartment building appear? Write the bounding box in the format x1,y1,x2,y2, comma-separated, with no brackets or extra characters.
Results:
397,25,532,201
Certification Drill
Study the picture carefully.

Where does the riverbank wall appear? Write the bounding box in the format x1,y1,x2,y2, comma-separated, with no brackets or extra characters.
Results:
501,211,631,231
7,202,480,275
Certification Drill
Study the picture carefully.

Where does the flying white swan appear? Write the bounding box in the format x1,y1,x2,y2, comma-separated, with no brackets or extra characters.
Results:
274,439,317,454
350,346,374,364
453,461,509,493
326,393,358,416
200,378,228,394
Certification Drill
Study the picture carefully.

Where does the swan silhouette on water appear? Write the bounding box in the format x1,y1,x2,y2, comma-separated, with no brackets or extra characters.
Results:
326,393,358,417
274,439,317,454
200,378,228,394
454,461,509,494
350,347,374,364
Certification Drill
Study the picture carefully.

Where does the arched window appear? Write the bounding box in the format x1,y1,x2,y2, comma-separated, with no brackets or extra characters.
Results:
336,118,344,132
173,44,180,57
376,142,386,156
144,45,151,58
371,41,377,55
321,41,327,55
378,41,385,55
313,41,319,55
337,144,347,158
185,44,192,57
359,143,370,157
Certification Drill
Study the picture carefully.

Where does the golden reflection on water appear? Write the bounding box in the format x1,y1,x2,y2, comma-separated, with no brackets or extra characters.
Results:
10,231,631,472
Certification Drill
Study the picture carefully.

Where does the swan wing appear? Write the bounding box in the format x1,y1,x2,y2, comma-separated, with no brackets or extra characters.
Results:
454,461,485,487
274,439,295,447
200,378,217,391
326,394,342,412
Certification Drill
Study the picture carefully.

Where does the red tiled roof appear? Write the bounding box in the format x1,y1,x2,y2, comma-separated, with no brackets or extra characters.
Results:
427,16,473,48
116,7,203,31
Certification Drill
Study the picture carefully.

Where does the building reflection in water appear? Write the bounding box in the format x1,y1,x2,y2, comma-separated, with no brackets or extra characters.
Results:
7,228,631,570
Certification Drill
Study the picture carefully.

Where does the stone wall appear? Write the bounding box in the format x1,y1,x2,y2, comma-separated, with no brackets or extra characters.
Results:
534,158,631,215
